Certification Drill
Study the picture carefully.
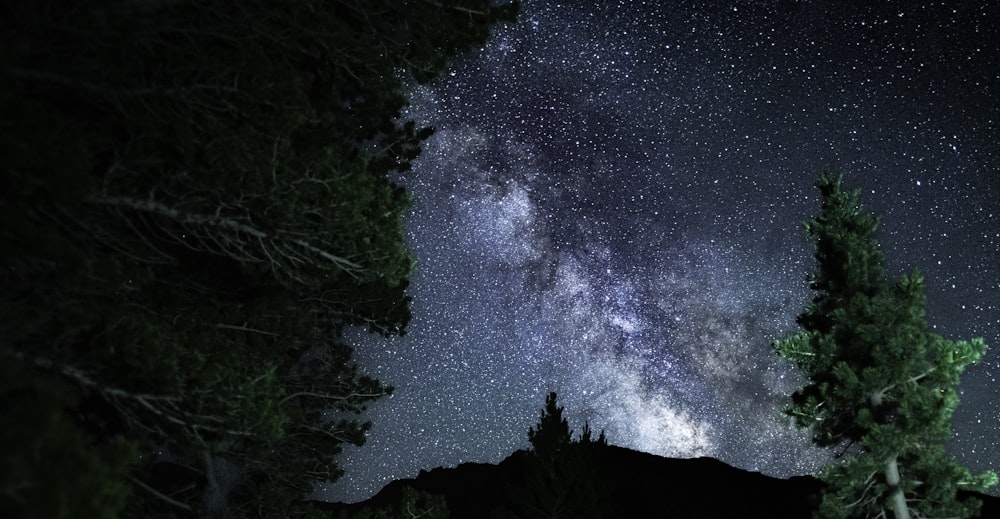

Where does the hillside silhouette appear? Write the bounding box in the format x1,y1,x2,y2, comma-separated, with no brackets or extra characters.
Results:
322,445,999,518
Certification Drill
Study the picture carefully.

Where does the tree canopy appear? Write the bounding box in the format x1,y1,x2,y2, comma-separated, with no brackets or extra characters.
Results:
0,1,517,517
773,173,996,519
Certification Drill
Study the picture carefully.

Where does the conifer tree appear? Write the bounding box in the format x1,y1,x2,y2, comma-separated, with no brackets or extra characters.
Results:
528,392,573,461
498,392,612,519
773,173,996,519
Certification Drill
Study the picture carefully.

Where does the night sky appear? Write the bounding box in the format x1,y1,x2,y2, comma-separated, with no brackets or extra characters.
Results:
323,1,999,503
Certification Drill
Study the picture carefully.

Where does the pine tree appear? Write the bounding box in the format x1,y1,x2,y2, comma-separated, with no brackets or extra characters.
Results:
498,393,612,519
773,173,996,519
528,392,573,462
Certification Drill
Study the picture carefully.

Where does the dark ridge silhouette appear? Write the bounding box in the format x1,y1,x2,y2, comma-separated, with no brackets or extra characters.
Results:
321,445,1000,518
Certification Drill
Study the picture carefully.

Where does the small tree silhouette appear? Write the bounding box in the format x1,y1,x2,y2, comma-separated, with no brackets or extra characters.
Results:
527,392,572,461
498,392,612,519
578,420,607,446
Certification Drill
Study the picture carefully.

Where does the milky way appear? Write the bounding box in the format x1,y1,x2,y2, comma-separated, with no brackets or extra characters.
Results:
322,1,1000,502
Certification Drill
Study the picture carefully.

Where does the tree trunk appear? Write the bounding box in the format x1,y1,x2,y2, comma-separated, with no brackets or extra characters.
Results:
884,456,911,519
870,391,911,519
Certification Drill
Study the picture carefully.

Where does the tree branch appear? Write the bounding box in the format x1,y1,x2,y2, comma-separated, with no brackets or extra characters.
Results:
417,0,488,15
215,323,279,336
89,195,365,282
280,390,388,406
127,475,193,512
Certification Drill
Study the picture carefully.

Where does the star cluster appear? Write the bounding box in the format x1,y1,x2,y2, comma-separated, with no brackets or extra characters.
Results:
322,1,999,502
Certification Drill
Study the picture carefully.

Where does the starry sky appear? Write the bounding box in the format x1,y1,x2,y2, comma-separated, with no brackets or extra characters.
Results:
322,0,1000,503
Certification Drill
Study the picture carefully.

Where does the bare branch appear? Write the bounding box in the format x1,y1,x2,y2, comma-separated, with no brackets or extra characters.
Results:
126,475,193,512
215,323,279,336
280,390,388,406
89,195,365,284
417,0,487,16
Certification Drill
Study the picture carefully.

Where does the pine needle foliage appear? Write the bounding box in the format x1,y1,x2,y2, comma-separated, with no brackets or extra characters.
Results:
774,173,996,519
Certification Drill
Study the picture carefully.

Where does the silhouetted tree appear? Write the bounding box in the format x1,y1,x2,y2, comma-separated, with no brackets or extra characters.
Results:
773,173,996,519
497,393,612,519
528,392,572,462
579,420,608,446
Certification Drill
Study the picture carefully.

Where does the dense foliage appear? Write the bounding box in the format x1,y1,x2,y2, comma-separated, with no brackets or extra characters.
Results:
773,173,996,519
0,1,517,517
